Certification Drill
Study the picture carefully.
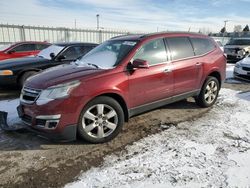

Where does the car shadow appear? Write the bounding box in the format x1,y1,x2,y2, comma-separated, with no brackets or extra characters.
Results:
236,90,250,101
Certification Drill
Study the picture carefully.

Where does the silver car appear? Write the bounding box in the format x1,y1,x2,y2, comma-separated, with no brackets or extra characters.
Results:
234,55,250,81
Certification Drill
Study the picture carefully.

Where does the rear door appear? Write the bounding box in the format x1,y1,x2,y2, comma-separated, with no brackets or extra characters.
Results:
128,38,173,108
165,37,200,95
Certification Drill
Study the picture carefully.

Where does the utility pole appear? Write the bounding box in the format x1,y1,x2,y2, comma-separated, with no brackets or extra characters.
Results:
224,20,230,32
222,20,230,44
96,14,100,30
74,19,76,29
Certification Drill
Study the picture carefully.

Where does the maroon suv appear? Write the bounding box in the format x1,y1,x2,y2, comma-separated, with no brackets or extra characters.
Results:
18,32,226,143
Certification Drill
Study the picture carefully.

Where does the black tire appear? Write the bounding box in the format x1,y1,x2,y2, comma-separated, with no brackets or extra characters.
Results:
77,96,124,143
18,71,37,87
195,76,220,108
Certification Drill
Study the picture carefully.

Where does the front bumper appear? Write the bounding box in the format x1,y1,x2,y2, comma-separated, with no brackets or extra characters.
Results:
18,94,90,141
0,75,17,86
233,66,250,81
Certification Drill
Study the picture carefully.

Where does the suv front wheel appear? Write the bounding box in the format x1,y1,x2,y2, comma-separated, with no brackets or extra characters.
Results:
78,96,124,143
195,76,219,107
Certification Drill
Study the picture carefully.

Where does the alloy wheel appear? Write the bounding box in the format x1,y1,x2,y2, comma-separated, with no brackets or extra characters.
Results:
81,104,118,139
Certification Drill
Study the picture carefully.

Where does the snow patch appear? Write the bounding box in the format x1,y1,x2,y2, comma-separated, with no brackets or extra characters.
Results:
65,88,250,188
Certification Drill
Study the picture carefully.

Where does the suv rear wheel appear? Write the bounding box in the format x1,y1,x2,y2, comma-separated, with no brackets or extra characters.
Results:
78,96,124,143
195,76,219,107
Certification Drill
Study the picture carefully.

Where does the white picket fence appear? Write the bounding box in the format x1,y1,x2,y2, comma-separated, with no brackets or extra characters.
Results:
0,24,140,45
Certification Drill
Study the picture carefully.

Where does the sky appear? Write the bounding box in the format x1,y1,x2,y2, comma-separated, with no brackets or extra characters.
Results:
0,0,250,33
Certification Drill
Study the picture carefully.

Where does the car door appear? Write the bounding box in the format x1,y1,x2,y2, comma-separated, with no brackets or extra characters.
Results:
128,38,174,108
165,37,200,95
52,46,83,66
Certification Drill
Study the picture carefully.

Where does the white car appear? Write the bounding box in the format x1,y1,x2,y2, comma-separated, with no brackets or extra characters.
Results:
234,55,250,81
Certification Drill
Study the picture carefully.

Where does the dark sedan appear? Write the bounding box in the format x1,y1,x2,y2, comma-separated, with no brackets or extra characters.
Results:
0,42,98,87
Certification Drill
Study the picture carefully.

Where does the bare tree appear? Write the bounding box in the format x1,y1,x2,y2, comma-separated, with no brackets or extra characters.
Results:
234,25,242,32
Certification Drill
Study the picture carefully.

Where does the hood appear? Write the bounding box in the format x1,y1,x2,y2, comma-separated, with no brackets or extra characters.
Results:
25,63,106,89
240,57,250,67
0,57,48,69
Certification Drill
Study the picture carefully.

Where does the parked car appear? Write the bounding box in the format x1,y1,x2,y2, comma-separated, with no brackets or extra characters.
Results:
224,38,250,62
18,32,226,143
0,41,51,61
234,55,250,81
0,42,98,87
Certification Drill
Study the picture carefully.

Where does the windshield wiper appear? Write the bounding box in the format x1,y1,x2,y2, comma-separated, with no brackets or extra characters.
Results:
87,63,100,69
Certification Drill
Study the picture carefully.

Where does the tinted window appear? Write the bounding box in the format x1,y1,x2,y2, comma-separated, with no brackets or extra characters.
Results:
36,44,50,50
166,37,194,60
13,44,36,52
191,38,216,56
226,39,250,45
133,38,168,65
61,46,80,60
78,46,95,57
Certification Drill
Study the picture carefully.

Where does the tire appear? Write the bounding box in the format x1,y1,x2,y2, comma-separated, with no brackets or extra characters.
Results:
77,96,125,143
18,71,37,87
195,76,220,108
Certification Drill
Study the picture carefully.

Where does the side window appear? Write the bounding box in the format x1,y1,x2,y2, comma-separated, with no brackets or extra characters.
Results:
133,38,168,65
78,46,95,57
190,38,216,56
13,44,36,52
61,46,82,60
166,37,194,60
36,44,50,50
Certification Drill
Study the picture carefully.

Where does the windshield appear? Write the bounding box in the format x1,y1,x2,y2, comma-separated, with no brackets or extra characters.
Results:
76,40,138,69
226,39,250,45
37,44,64,59
0,43,13,51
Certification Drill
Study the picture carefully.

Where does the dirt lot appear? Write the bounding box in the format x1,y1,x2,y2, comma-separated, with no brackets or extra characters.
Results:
0,81,249,188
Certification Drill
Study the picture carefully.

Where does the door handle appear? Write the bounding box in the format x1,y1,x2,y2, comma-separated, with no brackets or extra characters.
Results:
163,68,172,73
196,62,202,66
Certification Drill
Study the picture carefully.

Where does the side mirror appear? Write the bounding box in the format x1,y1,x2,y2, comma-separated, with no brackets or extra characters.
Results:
132,59,149,69
57,55,66,61
7,50,15,54
50,53,55,59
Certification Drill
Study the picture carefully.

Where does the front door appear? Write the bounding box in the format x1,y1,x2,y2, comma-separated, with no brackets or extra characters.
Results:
128,38,173,108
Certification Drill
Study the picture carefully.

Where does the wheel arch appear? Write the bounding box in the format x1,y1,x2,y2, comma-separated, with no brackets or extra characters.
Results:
207,71,222,89
16,68,41,84
94,93,129,122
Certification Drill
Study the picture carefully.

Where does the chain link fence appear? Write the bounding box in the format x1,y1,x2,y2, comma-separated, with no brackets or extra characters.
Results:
0,24,140,45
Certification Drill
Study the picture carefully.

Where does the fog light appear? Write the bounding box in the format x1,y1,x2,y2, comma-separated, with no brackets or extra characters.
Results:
35,115,61,129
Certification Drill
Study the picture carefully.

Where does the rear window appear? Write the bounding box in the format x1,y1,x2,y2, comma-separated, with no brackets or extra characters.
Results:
166,37,194,60
190,38,216,56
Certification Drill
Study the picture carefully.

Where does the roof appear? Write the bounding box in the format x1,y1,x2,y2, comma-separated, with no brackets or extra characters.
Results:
13,41,51,45
54,42,98,46
110,32,208,41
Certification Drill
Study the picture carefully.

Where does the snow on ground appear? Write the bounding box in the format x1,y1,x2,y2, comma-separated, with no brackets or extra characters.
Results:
65,88,250,188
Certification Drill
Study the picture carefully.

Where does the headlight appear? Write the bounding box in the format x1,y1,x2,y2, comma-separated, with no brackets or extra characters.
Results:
235,62,241,68
0,70,13,76
36,80,80,105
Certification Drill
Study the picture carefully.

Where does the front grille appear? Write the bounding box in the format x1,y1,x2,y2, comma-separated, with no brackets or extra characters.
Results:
21,87,41,104
242,67,250,72
22,114,32,125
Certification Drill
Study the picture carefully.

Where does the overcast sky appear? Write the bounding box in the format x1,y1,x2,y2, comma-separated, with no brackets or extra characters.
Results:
0,0,249,33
